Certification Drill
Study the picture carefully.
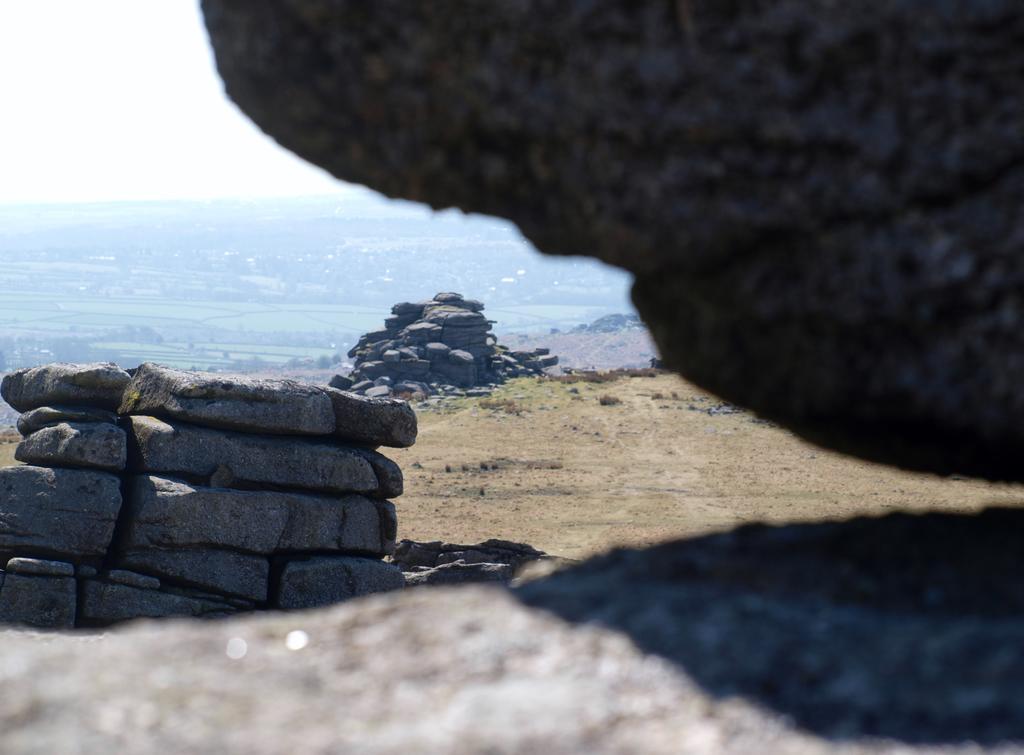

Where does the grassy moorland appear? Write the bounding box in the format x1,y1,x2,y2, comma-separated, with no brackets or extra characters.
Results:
0,286,615,369
389,373,1023,559
0,430,17,466
2,374,1019,560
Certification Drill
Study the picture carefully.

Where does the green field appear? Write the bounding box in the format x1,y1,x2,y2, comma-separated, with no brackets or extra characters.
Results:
0,289,606,370
0,291,599,334
88,341,344,369
0,291,389,335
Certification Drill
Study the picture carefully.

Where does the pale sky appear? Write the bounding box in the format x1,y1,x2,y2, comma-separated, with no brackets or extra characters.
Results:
0,0,355,204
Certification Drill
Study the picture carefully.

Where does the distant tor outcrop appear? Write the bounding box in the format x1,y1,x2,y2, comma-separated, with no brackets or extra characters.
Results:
336,292,558,398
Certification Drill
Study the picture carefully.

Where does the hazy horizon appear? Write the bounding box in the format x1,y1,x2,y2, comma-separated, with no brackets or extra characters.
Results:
0,2,638,377
0,0,354,205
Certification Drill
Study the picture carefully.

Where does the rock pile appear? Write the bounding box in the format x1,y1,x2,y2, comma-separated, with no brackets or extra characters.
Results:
336,292,558,398
0,362,414,629
392,538,555,586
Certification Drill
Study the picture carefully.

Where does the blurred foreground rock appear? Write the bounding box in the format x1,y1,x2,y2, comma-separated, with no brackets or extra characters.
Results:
4,510,1024,753
202,0,1024,480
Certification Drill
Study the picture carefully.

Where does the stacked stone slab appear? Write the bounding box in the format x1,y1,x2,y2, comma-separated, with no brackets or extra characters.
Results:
0,362,414,629
339,292,558,397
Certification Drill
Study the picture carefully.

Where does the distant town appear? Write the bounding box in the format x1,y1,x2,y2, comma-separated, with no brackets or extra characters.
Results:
0,196,636,372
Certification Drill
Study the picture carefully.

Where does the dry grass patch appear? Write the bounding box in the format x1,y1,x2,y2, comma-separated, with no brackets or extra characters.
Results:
546,367,663,385
391,373,1024,561
548,372,619,385
394,390,427,402
442,458,564,473
0,432,19,468
480,458,564,471
479,398,526,415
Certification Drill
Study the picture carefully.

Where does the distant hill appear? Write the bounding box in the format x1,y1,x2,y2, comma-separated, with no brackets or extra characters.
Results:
499,328,656,370
569,313,644,334
0,197,635,372
498,312,656,370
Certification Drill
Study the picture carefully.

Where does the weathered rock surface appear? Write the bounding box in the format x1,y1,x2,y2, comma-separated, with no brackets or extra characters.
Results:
348,446,404,499
323,386,417,448
78,579,239,626
117,364,418,447
512,509,1024,745
120,363,335,436
404,561,513,586
16,405,118,436
6,558,75,577
15,421,127,472
275,556,405,610
202,0,1024,480
328,374,353,391
106,569,161,590
1,363,415,627
343,293,557,395
395,539,556,586
0,570,76,629
117,547,270,603
392,538,550,571
1,362,129,412
0,466,122,561
0,589,724,754
424,341,450,359
9,508,1024,752
126,416,401,497
123,476,396,558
